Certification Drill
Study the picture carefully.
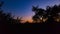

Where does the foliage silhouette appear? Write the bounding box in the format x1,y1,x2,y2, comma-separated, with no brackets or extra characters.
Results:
0,1,60,24
32,6,45,23
32,5,60,23
1,1,60,34
0,1,21,24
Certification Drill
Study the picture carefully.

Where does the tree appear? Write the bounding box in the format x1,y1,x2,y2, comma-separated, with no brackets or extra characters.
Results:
32,6,45,23
0,1,21,24
32,4,60,23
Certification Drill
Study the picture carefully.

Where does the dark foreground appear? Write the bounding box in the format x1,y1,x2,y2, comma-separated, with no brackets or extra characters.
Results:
1,23,60,34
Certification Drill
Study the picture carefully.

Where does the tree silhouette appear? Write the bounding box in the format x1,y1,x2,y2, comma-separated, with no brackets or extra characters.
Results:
0,1,21,24
32,4,60,23
32,6,45,23
46,5,60,23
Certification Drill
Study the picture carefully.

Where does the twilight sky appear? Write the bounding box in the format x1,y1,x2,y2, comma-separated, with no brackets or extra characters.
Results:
1,0,60,22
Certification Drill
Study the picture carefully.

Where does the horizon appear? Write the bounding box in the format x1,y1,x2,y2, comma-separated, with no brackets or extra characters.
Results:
1,0,60,22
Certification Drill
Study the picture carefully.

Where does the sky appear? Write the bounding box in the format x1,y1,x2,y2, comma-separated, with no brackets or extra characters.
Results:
0,0,60,22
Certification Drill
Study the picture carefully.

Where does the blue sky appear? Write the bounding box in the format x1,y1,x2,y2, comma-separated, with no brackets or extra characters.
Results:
0,0,60,21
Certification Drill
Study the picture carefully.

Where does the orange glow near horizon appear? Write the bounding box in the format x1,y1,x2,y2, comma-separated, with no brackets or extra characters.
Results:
21,16,33,23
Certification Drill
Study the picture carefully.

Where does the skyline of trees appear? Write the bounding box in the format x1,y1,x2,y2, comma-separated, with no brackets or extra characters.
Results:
0,1,60,24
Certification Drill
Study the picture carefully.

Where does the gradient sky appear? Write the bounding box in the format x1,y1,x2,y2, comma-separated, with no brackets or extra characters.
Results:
1,0,60,22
